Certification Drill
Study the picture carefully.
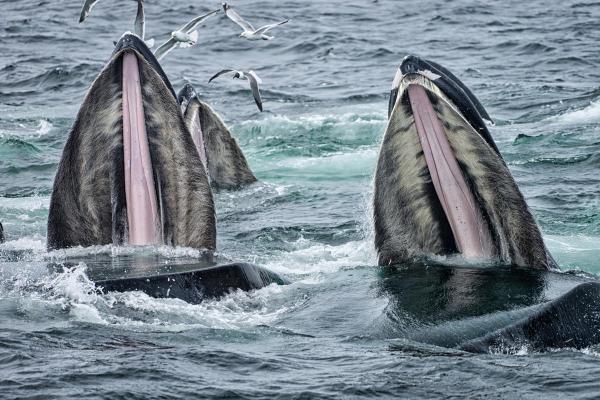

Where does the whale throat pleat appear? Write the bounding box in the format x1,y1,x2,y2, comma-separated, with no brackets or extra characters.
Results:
122,52,161,245
408,84,493,258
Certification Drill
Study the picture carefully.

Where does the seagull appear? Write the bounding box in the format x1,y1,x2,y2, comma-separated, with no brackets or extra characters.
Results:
133,0,154,47
79,0,100,23
222,3,289,40
154,9,220,61
208,69,264,112
79,0,155,47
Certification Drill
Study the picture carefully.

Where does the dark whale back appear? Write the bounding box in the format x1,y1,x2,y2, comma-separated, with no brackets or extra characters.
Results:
460,282,600,352
377,264,600,352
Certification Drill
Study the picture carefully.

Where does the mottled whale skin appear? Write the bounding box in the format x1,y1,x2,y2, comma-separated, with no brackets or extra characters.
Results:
378,263,600,353
47,34,215,250
178,84,257,190
374,56,556,269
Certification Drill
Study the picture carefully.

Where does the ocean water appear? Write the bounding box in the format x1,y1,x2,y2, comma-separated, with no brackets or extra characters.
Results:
1,0,600,398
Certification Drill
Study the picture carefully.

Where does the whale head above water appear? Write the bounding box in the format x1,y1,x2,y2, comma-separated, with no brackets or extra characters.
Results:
47,34,215,250
177,83,257,191
374,55,557,269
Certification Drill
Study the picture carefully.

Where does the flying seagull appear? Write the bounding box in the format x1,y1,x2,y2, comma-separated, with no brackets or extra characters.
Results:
79,0,100,23
133,0,154,47
208,69,264,112
222,3,289,40
79,0,155,47
154,9,220,61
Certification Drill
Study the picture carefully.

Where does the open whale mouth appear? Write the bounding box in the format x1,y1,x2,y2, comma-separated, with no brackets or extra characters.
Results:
406,83,494,258
376,56,554,268
115,34,171,246
47,32,215,251
385,55,505,261
121,50,161,245
177,84,210,181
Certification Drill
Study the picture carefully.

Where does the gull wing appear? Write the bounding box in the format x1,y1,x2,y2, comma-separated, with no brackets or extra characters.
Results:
223,3,255,32
254,19,289,35
133,0,145,39
79,0,100,23
208,69,236,83
180,9,220,34
153,37,178,61
247,71,263,112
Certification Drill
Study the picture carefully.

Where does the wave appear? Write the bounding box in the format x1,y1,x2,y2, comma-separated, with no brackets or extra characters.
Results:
0,262,297,332
235,112,385,159
510,154,594,166
0,137,41,153
545,235,600,274
549,101,600,124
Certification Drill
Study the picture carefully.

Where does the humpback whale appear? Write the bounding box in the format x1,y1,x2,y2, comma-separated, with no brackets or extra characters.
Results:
47,34,215,250
178,84,257,190
374,56,556,269
378,263,600,353
373,57,600,353
46,33,284,299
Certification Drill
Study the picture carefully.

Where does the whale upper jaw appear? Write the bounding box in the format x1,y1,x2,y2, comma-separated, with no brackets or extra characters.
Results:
177,83,198,115
374,57,557,270
111,33,177,100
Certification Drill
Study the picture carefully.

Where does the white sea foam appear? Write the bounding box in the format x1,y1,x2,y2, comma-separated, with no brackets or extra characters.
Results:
549,101,600,124
36,119,53,135
2,259,299,332
544,234,600,273
283,148,377,172
0,235,46,254
239,112,386,128
0,195,49,212
264,238,376,278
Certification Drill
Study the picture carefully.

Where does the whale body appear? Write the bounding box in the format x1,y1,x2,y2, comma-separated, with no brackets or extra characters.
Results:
378,263,600,353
